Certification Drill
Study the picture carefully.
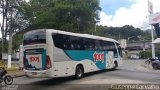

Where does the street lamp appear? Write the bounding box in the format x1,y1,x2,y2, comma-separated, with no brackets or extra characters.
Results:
94,19,100,33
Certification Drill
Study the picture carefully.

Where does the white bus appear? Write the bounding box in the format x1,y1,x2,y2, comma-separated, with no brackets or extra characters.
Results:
23,29,122,78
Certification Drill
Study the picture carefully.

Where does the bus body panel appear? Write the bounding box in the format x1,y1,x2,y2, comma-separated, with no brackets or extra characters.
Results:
105,51,114,69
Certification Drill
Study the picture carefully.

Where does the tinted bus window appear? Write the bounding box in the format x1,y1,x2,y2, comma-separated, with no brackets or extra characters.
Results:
23,30,46,45
52,33,85,50
52,34,64,49
52,33,118,51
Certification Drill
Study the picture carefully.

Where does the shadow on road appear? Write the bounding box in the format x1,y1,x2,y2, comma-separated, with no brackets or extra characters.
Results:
16,70,115,90
29,69,115,86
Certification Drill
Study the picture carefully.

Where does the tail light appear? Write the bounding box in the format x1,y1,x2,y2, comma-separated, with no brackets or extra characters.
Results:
46,55,52,69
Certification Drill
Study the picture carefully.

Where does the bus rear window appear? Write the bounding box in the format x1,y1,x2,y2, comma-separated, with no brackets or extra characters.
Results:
23,30,46,45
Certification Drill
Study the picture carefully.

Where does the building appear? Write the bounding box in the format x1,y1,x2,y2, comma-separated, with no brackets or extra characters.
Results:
118,39,127,49
125,41,152,59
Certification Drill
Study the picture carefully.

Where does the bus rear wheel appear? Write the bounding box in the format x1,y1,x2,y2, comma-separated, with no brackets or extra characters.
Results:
75,65,84,79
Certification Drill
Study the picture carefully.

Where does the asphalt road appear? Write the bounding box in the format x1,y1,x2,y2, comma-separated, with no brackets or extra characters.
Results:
1,60,160,90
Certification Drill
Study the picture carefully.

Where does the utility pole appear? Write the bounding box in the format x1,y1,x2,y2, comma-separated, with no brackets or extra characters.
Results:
151,26,155,58
148,1,155,58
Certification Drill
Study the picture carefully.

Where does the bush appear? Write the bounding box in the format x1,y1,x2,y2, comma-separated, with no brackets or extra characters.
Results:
139,50,152,59
139,50,160,59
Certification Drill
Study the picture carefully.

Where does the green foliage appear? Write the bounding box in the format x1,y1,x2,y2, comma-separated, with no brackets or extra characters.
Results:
12,34,23,50
139,50,160,59
12,0,151,51
0,40,8,59
11,0,102,50
139,50,152,59
19,0,101,33
156,50,160,58
96,25,151,41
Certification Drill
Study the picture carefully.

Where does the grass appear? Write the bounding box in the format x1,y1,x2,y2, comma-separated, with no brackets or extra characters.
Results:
0,60,5,67
0,60,22,74
7,68,21,75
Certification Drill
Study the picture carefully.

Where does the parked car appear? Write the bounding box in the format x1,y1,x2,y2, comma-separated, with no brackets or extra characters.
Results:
130,55,139,60
150,57,160,70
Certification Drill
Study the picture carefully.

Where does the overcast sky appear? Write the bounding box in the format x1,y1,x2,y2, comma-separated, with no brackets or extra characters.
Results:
99,0,160,28
0,0,160,38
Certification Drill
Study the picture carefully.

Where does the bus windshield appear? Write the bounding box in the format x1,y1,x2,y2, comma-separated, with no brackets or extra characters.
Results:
23,30,46,45
117,44,123,57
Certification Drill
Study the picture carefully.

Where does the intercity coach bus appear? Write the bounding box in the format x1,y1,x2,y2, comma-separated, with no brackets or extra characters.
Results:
23,29,122,78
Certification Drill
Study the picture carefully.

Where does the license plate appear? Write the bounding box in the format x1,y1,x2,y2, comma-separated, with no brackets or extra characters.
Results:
32,72,37,75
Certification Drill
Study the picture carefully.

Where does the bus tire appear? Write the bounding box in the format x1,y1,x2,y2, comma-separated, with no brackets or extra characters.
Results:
75,65,84,79
112,61,118,70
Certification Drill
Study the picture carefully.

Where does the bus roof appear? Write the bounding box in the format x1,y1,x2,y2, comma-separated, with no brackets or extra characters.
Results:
26,29,119,44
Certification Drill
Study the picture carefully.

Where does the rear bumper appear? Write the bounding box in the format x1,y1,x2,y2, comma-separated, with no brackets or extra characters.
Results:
24,70,51,78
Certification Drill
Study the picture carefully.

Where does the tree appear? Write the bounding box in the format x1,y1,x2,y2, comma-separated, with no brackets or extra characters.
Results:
0,0,9,55
9,0,101,50
95,25,151,41
12,33,23,50
19,0,101,33
0,0,26,64
0,40,2,59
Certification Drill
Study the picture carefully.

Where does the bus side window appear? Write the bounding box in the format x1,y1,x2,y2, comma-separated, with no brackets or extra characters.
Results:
69,36,84,50
84,38,90,50
79,37,84,50
70,44,74,49
63,44,66,49
114,50,118,58
95,40,99,50
70,36,74,50
83,38,88,50
52,34,64,49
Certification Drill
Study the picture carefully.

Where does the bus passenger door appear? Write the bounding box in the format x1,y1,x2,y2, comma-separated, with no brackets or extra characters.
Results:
106,51,114,69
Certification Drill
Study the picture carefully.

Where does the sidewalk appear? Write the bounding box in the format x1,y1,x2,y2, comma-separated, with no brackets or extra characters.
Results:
138,61,160,73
